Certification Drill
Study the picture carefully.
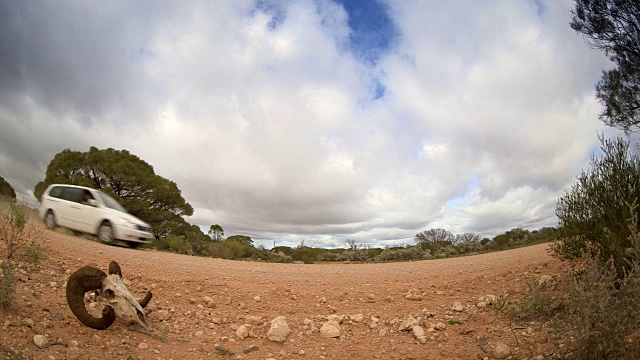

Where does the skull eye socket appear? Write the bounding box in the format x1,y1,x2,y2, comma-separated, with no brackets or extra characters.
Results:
103,289,115,300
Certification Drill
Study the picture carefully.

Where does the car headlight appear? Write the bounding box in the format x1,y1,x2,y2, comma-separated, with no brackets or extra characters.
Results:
120,218,137,229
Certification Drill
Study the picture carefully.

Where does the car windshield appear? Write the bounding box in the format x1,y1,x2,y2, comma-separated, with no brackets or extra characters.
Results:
97,192,127,212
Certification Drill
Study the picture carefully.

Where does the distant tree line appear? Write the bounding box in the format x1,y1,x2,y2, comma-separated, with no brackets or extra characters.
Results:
150,224,559,263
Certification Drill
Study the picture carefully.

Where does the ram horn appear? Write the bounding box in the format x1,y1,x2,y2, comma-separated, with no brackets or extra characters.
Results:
66,261,153,331
65,266,116,330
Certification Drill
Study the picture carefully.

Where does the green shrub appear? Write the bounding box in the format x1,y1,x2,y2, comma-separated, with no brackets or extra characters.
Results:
166,234,193,255
209,242,234,259
265,251,293,263
509,282,562,322
0,202,43,309
557,206,640,359
375,246,425,261
554,137,640,278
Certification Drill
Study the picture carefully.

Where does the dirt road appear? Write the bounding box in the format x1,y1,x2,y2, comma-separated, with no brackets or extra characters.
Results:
1,216,562,359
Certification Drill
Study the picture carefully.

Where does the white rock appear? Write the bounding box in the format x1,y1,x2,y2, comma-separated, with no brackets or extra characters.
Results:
267,316,291,343
494,342,511,358
33,335,48,349
138,342,149,350
236,325,249,339
421,308,435,318
404,288,423,300
203,296,216,308
320,320,341,338
253,295,262,302
194,331,204,337
157,309,170,321
351,313,364,323
412,326,427,344
245,315,263,325
434,322,447,331
398,316,420,331
452,302,464,312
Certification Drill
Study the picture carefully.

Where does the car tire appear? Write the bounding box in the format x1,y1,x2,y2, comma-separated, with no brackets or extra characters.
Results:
128,241,141,249
98,221,114,244
45,211,57,230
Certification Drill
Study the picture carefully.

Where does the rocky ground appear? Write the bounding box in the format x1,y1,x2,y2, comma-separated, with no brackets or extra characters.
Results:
1,215,567,360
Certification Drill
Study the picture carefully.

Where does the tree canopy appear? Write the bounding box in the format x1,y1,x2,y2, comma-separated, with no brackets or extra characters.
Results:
208,224,224,241
34,147,193,238
555,137,640,278
0,176,16,200
571,0,640,132
226,235,253,246
415,228,454,253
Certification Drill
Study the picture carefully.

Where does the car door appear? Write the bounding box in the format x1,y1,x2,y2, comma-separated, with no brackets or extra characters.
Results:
77,189,103,234
45,186,70,227
62,187,86,232
67,188,103,233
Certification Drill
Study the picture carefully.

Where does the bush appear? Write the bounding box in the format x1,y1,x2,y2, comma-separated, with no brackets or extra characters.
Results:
561,256,640,359
165,234,193,255
554,137,640,278
336,249,371,262
209,242,234,259
375,246,424,261
265,251,293,263
455,241,483,254
557,205,640,359
0,202,43,309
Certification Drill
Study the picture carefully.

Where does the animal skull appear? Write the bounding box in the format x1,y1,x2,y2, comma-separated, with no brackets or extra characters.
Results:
65,261,152,330
101,273,150,330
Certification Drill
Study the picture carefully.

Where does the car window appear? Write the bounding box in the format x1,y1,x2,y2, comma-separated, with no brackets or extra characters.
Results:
97,192,127,212
49,186,64,199
62,187,85,203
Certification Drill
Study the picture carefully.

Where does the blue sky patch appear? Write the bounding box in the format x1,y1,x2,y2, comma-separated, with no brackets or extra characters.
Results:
334,0,399,65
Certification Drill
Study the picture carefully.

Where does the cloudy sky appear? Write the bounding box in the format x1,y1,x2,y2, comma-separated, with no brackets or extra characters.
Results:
0,0,618,248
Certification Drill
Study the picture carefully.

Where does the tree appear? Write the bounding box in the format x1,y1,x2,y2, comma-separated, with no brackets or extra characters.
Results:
555,137,640,278
453,233,480,245
0,176,16,200
571,0,640,132
208,224,224,241
415,228,454,253
345,238,361,251
227,235,253,246
34,147,193,238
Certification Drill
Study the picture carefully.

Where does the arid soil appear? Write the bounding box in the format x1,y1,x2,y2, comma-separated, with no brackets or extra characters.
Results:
1,214,565,360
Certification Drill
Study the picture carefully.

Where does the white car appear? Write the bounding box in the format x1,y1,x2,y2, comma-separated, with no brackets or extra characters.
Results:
38,184,153,248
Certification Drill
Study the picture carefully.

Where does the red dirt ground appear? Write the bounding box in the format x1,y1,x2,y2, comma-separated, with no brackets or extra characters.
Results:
1,215,565,360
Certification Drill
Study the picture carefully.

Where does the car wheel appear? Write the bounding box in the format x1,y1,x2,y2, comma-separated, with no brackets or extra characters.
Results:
45,211,57,230
98,222,114,244
128,241,141,249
